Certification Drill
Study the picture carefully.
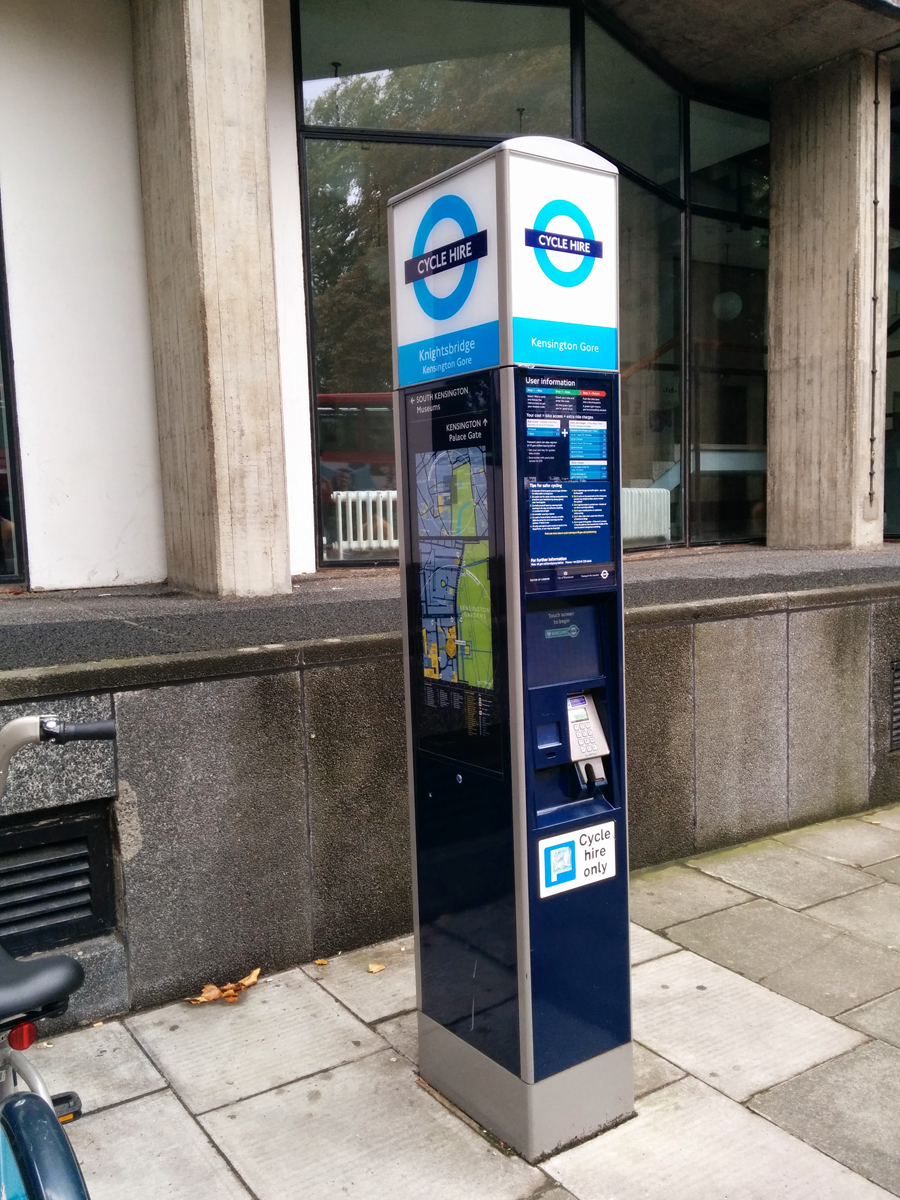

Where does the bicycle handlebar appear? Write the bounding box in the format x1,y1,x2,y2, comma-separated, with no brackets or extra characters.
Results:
0,716,116,801
39,719,116,744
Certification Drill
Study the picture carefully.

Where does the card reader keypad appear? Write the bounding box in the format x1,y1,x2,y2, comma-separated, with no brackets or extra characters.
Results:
575,725,598,756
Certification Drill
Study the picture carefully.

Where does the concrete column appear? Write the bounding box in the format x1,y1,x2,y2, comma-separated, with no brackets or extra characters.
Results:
767,52,890,549
131,0,291,596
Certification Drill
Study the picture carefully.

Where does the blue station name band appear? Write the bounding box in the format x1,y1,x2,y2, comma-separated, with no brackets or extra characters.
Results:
524,229,602,259
405,230,488,284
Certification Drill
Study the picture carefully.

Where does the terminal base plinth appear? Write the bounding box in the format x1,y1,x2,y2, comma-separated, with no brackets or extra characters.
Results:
417,1012,635,1162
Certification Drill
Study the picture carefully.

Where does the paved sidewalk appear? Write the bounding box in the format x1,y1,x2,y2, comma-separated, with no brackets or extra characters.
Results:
29,803,900,1198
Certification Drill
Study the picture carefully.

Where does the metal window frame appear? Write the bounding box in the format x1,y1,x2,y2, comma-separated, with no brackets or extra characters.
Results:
0,198,27,586
290,0,770,565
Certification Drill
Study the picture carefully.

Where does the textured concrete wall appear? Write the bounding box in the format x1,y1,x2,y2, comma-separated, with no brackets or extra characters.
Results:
3,589,900,1023
768,52,890,548
131,0,291,597
115,674,310,1007
624,593,888,868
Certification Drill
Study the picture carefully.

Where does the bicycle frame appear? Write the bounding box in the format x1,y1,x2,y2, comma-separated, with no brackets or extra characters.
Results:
0,1040,53,1108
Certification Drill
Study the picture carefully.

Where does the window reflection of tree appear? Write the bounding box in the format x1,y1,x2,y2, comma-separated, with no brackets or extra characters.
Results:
306,50,568,396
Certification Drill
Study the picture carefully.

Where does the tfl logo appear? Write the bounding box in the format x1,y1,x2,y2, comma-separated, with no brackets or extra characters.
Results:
526,199,602,288
404,195,488,320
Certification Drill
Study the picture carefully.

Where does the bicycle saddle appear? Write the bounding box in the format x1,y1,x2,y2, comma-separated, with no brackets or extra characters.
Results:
0,944,83,1024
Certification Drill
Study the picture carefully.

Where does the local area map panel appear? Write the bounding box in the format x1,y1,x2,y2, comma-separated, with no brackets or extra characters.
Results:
404,370,505,771
417,447,492,690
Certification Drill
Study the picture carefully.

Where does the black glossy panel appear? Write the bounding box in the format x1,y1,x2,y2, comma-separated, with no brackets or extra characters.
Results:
415,754,518,1073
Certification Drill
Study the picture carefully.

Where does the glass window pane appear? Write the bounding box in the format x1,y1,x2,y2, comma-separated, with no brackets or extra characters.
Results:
0,283,21,580
690,216,768,543
585,17,680,192
307,139,475,562
690,102,769,217
884,100,900,536
0,398,18,579
300,0,570,138
619,179,683,545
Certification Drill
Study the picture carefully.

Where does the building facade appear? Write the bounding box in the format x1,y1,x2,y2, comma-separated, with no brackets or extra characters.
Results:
0,0,899,1023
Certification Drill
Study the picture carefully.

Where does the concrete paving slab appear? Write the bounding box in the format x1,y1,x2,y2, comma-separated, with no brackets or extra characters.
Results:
750,1041,900,1195
633,1042,684,1098
127,968,385,1114
775,819,900,867
201,1051,544,1200
687,838,878,909
68,1090,250,1200
861,805,900,831
630,923,679,965
629,865,751,931
666,899,838,980
632,950,865,1101
840,987,900,1047
546,1075,892,1200
864,857,900,885
28,1022,164,1114
374,1011,418,1064
762,934,900,1016
302,935,417,1023
806,882,900,949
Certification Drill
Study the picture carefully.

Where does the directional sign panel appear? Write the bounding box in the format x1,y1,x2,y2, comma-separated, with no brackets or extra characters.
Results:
391,158,499,388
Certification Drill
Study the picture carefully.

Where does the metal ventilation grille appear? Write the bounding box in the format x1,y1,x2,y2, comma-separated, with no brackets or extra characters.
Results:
0,805,114,955
0,840,93,941
892,662,900,753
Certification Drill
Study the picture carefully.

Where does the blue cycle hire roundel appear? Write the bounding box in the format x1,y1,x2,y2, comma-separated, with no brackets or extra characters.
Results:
412,195,480,321
530,199,597,288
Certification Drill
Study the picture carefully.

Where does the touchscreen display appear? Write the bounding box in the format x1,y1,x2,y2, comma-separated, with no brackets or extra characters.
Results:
525,604,602,688
518,369,616,594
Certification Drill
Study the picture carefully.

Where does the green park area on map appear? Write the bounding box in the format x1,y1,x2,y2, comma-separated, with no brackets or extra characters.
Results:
416,449,494,691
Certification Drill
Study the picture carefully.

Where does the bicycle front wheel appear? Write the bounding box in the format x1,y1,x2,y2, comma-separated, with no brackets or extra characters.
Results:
0,1092,89,1200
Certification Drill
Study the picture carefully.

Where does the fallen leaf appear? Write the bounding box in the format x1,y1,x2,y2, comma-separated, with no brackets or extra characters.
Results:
368,963,386,974
186,968,261,1005
186,983,223,1004
314,959,329,966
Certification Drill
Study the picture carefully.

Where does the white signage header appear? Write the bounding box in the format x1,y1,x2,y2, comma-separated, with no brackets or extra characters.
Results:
388,137,618,387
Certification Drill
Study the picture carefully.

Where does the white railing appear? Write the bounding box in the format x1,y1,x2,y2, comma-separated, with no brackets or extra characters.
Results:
331,490,399,558
621,487,670,543
332,487,669,554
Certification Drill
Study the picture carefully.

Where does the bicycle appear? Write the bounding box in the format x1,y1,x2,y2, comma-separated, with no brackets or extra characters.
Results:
0,713,117,1199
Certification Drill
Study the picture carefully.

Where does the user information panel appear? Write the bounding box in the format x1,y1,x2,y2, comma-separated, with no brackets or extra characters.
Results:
519,369,617,595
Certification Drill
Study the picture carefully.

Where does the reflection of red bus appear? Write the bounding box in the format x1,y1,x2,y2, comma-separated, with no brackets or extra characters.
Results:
317,393,398,560
317,393,395,489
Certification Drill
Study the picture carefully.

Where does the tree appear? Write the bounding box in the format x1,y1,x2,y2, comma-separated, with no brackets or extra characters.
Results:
305,47,569,393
